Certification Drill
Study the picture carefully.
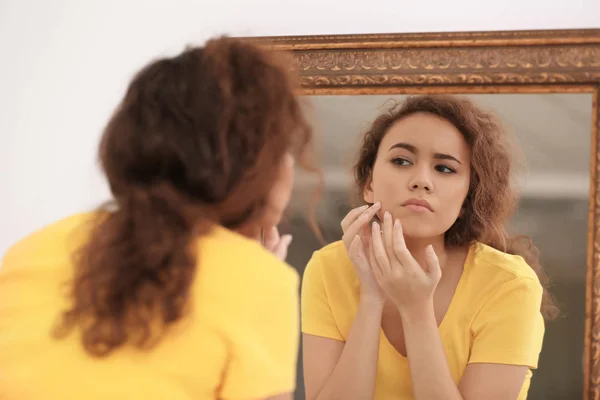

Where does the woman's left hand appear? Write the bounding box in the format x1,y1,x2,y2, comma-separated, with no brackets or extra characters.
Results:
369,211,442,313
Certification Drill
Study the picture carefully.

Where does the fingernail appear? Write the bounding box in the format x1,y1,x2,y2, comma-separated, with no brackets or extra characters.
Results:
374,201,381,207
426,244,434,254
394,219,400,227
360,204,369,210
384,211,391,220
372,221,380,231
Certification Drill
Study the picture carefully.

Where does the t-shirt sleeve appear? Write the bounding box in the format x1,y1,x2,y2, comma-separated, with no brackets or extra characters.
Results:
301,252,344,341
219,261,300,400
468,276,545,369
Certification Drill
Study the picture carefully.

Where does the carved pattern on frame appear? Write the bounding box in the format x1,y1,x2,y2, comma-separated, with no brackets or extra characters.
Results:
281,46,600,88
249,29,600,400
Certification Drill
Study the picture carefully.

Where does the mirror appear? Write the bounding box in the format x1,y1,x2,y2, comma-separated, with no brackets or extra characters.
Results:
283,93,592,400
249,29,600,400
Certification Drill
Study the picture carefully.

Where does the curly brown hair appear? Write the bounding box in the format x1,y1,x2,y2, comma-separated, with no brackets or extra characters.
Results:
354,94,558,320
54,36,320,356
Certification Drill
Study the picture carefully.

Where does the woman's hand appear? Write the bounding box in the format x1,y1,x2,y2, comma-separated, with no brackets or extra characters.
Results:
262,226,293,261
341,202,385,304
369,211,441,313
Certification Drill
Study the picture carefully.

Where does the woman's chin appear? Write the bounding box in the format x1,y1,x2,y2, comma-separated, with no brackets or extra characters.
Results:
400,223,439,241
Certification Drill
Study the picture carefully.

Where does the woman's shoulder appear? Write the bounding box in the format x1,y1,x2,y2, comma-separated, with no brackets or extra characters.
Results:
303,240,356,287
1,212,97,272
307,239,352,268
469,241,540,282
192,227,300,353
312,240,347,259
460,242,543,315
195,225,299,291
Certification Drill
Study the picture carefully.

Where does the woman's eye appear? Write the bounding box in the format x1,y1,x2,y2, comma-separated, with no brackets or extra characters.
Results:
391,157,411,166
436,165,455,174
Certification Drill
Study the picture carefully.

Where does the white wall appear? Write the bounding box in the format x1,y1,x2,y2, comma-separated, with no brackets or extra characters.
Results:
1,0,599,257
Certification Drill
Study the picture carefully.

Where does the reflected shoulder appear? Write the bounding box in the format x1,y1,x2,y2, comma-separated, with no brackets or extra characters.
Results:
470,242,540,282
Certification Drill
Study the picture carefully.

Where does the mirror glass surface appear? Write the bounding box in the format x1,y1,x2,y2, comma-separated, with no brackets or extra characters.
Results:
282,93,593,400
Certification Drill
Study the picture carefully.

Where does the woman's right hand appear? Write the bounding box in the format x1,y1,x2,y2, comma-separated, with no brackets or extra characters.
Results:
341,202,385,304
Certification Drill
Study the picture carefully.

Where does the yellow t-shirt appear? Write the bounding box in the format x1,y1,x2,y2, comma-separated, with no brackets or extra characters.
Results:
301,240,545,400
0,213,299,400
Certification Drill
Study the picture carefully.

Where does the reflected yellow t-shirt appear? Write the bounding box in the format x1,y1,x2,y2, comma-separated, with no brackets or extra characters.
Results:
0,213,299,400
301,241,545,400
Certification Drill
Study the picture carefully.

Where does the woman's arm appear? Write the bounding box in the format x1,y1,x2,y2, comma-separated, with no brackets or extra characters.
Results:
263,393,293,400
459,363,528,399
303,297,384,400
303,203,385,400
400,302,462,400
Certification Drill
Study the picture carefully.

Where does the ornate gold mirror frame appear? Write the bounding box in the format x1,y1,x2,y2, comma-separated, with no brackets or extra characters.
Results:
250,28,600,399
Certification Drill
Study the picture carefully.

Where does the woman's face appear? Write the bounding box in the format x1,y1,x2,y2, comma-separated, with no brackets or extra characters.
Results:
363,112,471,240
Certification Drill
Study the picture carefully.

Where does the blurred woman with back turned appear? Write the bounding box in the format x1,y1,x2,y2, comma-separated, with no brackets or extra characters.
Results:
0,36,319,400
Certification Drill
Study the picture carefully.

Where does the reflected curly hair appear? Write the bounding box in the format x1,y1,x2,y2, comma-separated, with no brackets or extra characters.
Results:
354,94,558,320
54,36,321,356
